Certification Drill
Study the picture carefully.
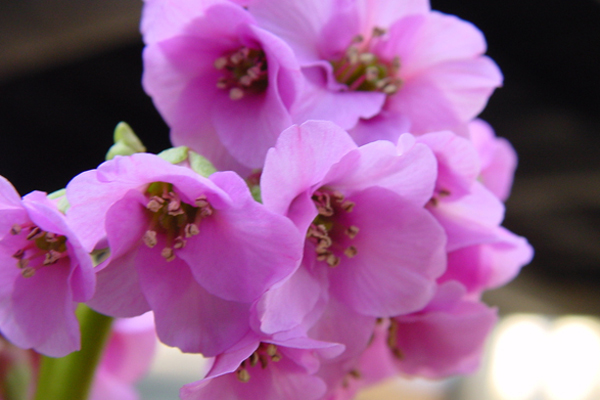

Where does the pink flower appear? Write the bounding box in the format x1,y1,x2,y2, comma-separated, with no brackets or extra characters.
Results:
469,119,517,201
260,121,446,323
416,130,533,295
246,0,502,144
90,313,157,400
0,177,95,357
141,0,303,170
66,153,303,356
180,331,343,400
385,282,497,378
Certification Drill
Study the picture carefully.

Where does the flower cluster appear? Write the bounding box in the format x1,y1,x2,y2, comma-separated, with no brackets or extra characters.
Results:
0,0,532,399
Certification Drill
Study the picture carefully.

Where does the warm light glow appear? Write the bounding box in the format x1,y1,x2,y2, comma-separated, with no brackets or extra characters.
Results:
542,318,600,400
490,315,548,400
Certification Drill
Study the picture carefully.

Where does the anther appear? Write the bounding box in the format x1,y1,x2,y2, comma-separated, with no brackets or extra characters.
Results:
21,267,36,278
43,250,62,265
365,66,380,81
143,230,158,248
352,34,364,43
10,224,21,235
173,237,186,249
17,258,29,269
249,352,259,367
12,249,24,259
359,53,376,64
184,223,199,238
266,344,277,357
229,88,244,100
344,246,358,258
326,254,341,267
214,57,228,70
195,196,209,208
373,27,386,37
147,196,165,212
236,368,250,383
382,84,399,95
349,369,361,378
45,232,58,243
161,247,175,262
345,226,359,239
341,200,355,212
26,227,42,240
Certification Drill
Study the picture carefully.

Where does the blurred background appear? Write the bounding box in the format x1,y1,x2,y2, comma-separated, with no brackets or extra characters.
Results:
0,0,599,399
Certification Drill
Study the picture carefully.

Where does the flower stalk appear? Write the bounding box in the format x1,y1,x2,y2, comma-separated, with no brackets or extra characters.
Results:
34,305,113,400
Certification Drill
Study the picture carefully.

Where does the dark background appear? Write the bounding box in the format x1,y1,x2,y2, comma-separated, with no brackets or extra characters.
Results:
1,0,599,313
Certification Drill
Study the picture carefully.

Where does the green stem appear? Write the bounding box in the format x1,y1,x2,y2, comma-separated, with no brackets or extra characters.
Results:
34,305,114,400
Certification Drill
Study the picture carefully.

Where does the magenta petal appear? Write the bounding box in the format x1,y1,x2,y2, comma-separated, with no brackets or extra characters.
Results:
325,138,437,207
329,187,446,317
87,251,150,318
262,121,357,217
0,177,26,239
12,262,79,357
136,249,251,356
256,265,326,336
290,67,385,130
178,199,302,303
393,282,497,378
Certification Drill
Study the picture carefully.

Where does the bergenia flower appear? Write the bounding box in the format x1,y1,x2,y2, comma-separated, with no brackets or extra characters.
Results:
180,331,343,400
141,0,303,169
246,0,502,144
90,312,157,400
260,120,446,324
66,153,303,356
385,281,497,378
415,130,533,295
0,177,95,357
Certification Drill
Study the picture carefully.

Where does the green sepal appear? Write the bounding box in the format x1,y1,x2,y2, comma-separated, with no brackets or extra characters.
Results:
157,146,189,164
189,151,217,177
106,122,146,160
47,188,70,213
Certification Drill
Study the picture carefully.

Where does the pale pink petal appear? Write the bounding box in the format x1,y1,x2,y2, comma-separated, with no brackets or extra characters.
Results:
328,187,446,316
357,0,429,31
291,67,385,130
136,247,251,356
261,121,357,218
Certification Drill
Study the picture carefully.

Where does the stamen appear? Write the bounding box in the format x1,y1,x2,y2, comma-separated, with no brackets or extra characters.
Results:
21,267,36,278
12,249,24,259
147,196,165,212
345,226,359,239
10,224,21,235
236,368,250,383
43,250,62,265
344,246,358,258
214,57,228,70
143,230,158,248
161,247,175,262
373,27,386,37
341,200,355,212
17,258,29,269
184,223,199,238
229,88,244,100
173,236,186,249
26,227,42,240
266,344,277,357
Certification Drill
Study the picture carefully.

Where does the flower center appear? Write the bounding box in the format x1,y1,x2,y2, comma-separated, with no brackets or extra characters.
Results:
214,46,268,100
235,343,282,383
330,27,401,95
307,188,359,267
10,224,68,278
143,182,213,261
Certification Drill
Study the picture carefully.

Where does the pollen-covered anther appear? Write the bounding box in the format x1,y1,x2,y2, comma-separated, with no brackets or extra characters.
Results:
161,247,175,262
184,223,199,238
146,196,165,212
17,258,29,269
21,267,36,278
173,236,186,249
12,249,24,259
43,250,62,266
26,227,43,240
229,88,244,100
341,200,355,212
143,230,158,248
10,224,22,235
345,226,359,239
236,368,250,383
386,319,404,360
344,246,358,258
